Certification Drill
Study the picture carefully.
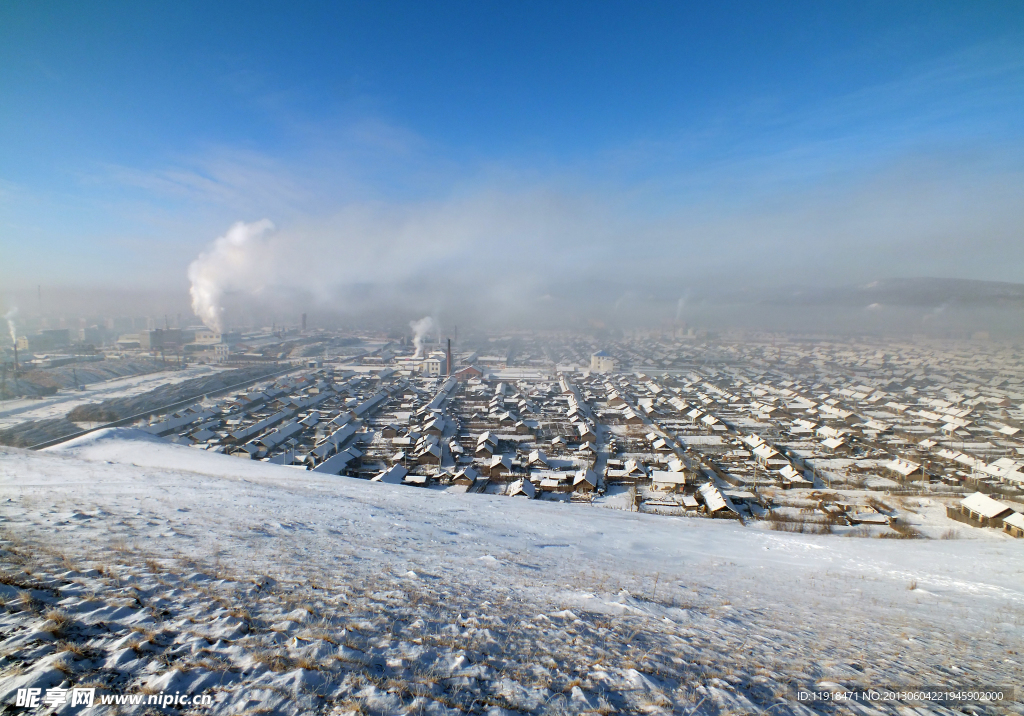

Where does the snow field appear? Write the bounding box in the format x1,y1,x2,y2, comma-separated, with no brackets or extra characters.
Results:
0,430,1020,715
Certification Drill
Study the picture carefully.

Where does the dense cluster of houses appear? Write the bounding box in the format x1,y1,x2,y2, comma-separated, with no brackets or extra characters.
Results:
144,330,1022,536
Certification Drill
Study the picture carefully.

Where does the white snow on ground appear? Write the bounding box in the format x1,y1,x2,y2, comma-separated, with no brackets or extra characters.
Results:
0,429,1021,715
0,365,232,430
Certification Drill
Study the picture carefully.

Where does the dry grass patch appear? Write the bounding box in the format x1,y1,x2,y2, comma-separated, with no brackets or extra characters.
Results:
42,608,71,633
294,655,323,671
882,518,923,539
252,649,297,673
55,641,92,658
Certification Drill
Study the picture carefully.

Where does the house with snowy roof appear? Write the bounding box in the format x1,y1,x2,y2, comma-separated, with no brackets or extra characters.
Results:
1004,512,1024,538
947,492,1015,529
885,457,924,482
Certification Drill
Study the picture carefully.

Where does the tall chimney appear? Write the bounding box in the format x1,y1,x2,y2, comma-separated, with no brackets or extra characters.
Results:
446,338,452,377
301,313,307,331
12,344,18,374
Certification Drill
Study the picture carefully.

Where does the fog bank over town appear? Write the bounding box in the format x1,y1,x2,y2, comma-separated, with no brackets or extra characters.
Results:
6,276,1022,339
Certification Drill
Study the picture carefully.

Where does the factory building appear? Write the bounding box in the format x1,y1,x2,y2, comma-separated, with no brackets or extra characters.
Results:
16,329,72,352
193,329,223,344
140,328,183,350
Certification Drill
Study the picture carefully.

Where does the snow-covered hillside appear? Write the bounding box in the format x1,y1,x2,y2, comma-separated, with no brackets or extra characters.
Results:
0,430,1021,715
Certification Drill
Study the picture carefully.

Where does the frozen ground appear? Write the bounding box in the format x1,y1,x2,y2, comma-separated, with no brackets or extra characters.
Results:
0,430,1021,715
0,365,232,431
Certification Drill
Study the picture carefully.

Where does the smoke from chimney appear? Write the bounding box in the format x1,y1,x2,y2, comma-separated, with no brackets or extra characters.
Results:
188,219,275,332
3,307,15,347
410,316,435,358
675,295,688,322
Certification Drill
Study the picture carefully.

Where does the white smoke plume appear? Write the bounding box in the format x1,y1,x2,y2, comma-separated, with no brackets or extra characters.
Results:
178,191,619,331
188,219,276,332
3,307,16,345
410,316,435,358
675,294,689,322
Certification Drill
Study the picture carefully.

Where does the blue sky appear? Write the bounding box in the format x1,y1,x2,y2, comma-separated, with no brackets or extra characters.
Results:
2,1,1023,316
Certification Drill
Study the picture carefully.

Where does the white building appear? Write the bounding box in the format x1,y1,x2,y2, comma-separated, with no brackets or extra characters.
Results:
422,351,448,377
590,351,617,373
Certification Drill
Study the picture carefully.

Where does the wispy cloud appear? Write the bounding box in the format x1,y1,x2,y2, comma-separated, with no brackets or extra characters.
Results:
99,149,314,214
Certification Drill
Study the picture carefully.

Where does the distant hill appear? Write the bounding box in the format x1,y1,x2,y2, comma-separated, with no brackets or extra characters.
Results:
757,277,1024,309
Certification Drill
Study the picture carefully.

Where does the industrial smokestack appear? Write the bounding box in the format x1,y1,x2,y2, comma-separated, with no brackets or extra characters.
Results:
12,344,18,374
302,313,307,331
446,338,452,377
